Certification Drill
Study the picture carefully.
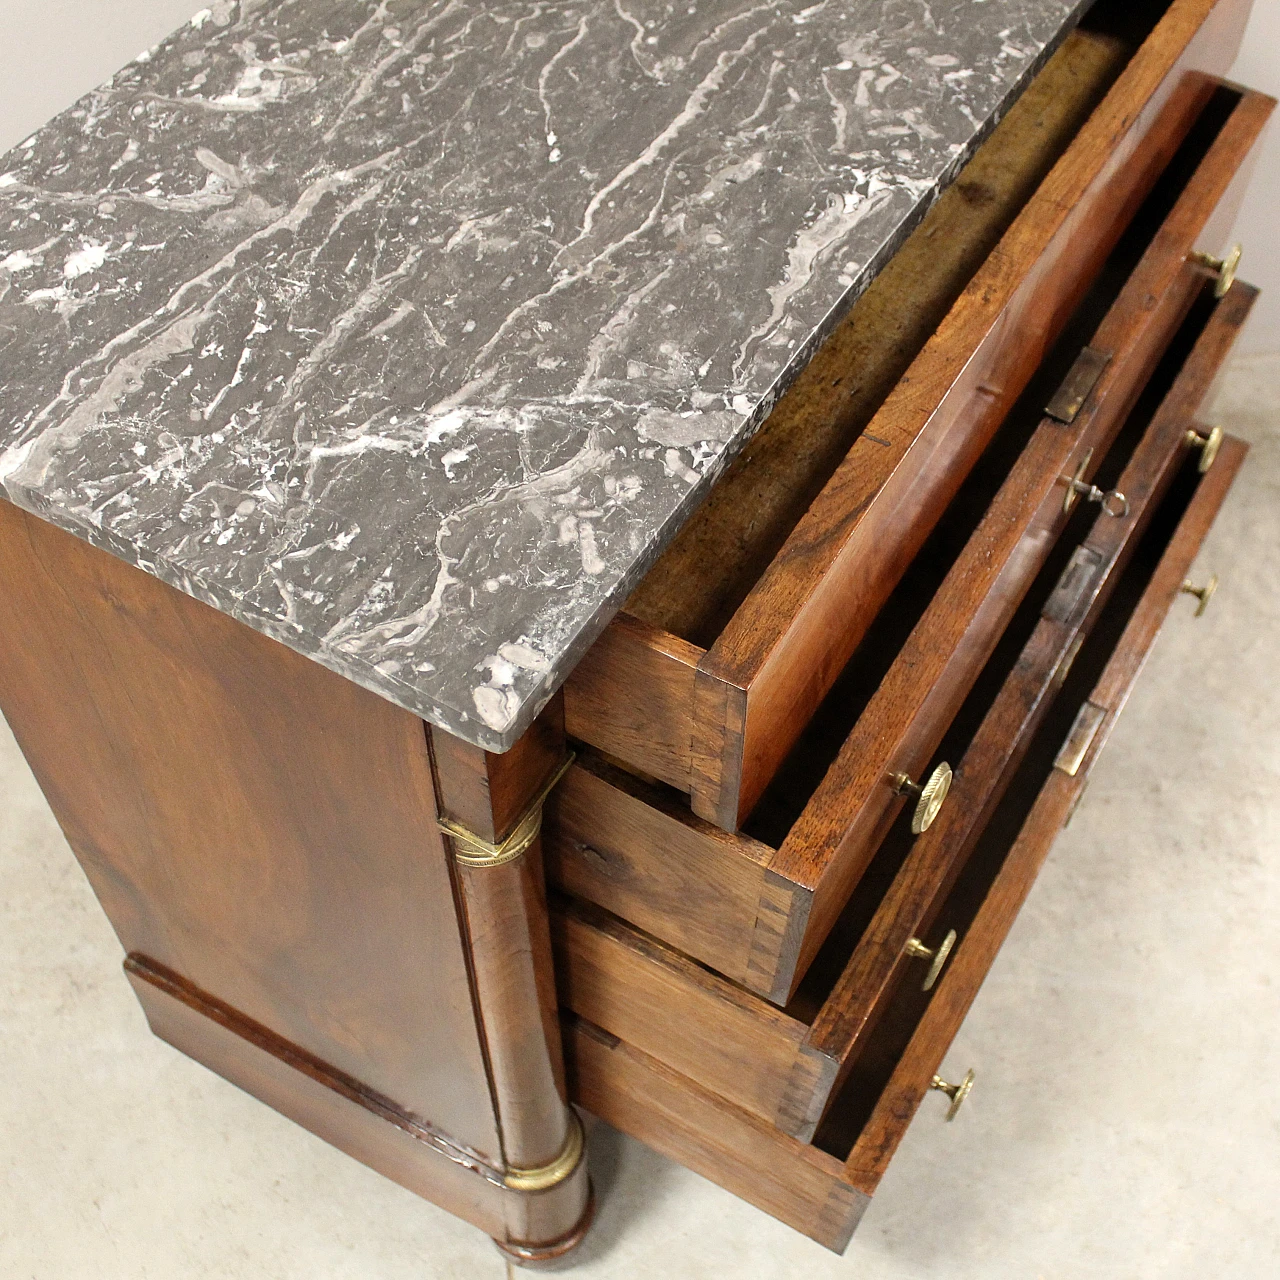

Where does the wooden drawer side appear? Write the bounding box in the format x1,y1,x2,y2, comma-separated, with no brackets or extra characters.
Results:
554,280,1255,1143
692,0,1256,831
841,433,1250,1190
546,87,1269,1005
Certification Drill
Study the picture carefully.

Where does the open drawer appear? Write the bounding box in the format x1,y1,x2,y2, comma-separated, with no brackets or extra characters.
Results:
562,417,1251,1252
562,0,1257,833
553,282,1253,1135
547,246,1262,1004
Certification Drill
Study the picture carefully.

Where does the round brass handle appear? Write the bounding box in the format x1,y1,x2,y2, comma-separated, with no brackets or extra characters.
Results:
1191,243,1241,298
891,762,953,835
1185,424,1223,473
930,1069,975,1121
1180,574,1218,617
905,928,957,991
1061,452,1128,518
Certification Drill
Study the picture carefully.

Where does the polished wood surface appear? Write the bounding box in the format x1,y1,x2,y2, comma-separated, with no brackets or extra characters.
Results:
791,283,1257,1140
545,754,775,986
428,717,592,1247
553,280,1255,1145
0,498,499,1155
844,435,1249,1191
565,1016,865,1253
563,613,699,791
553,897,808,1125
769,100,1272,1002
125,957,513,1239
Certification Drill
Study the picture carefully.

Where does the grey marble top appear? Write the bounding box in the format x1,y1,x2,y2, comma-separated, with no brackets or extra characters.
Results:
0,0,1084,750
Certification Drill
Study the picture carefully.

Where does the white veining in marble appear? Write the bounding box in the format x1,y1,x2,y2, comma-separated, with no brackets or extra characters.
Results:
0,0,1084,747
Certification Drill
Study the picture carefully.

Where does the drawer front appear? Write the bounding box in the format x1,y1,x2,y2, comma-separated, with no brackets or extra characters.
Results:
564,0,1255,833
547,90,1269,1008
564,421,1251,1252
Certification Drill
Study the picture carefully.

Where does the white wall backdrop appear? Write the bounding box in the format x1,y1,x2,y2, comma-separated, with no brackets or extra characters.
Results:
0,0,1276,351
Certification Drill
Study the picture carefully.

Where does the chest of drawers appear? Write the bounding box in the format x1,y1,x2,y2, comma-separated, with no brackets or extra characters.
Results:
0,0,1271,1265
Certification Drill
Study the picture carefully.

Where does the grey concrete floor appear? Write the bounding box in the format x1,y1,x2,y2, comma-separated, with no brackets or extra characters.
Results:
2,354,1279,1278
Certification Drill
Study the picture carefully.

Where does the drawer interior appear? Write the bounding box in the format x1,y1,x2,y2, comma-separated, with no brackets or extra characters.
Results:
563,0,1225,832
547,80,1262,1004
816,436,1243,1161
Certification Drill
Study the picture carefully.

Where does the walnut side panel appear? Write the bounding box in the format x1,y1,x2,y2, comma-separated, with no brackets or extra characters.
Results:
125,955,511,1238
0,498,500,1159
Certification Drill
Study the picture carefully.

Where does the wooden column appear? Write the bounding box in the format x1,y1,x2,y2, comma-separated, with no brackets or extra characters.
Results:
429,703,593,1263
0,497,591,1262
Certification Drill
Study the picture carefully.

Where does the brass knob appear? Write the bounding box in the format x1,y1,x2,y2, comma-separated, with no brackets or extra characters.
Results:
1061,451,1128,517
890,762,953,835
1185,424,1223,473
1191,242,1241,298
930,1069,975,1121
1180,574,1218,617
905,929,957,991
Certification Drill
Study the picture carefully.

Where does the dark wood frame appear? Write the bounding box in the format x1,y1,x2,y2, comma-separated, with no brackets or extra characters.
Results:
566,427,1250,1252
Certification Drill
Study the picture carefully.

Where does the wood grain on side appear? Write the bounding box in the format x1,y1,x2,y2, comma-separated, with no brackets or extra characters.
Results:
429,715,593,1248
0,498,502,1159
693,0,1253,831
563,614,702,791
543,755,775,986
126,955,513,1240
565,1017,864,1253
764,95,1272,1002
552,898,808,1126
784,283,1256,1139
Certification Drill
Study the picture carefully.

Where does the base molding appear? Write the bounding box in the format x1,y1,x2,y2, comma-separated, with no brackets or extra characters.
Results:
124,954,591,1251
